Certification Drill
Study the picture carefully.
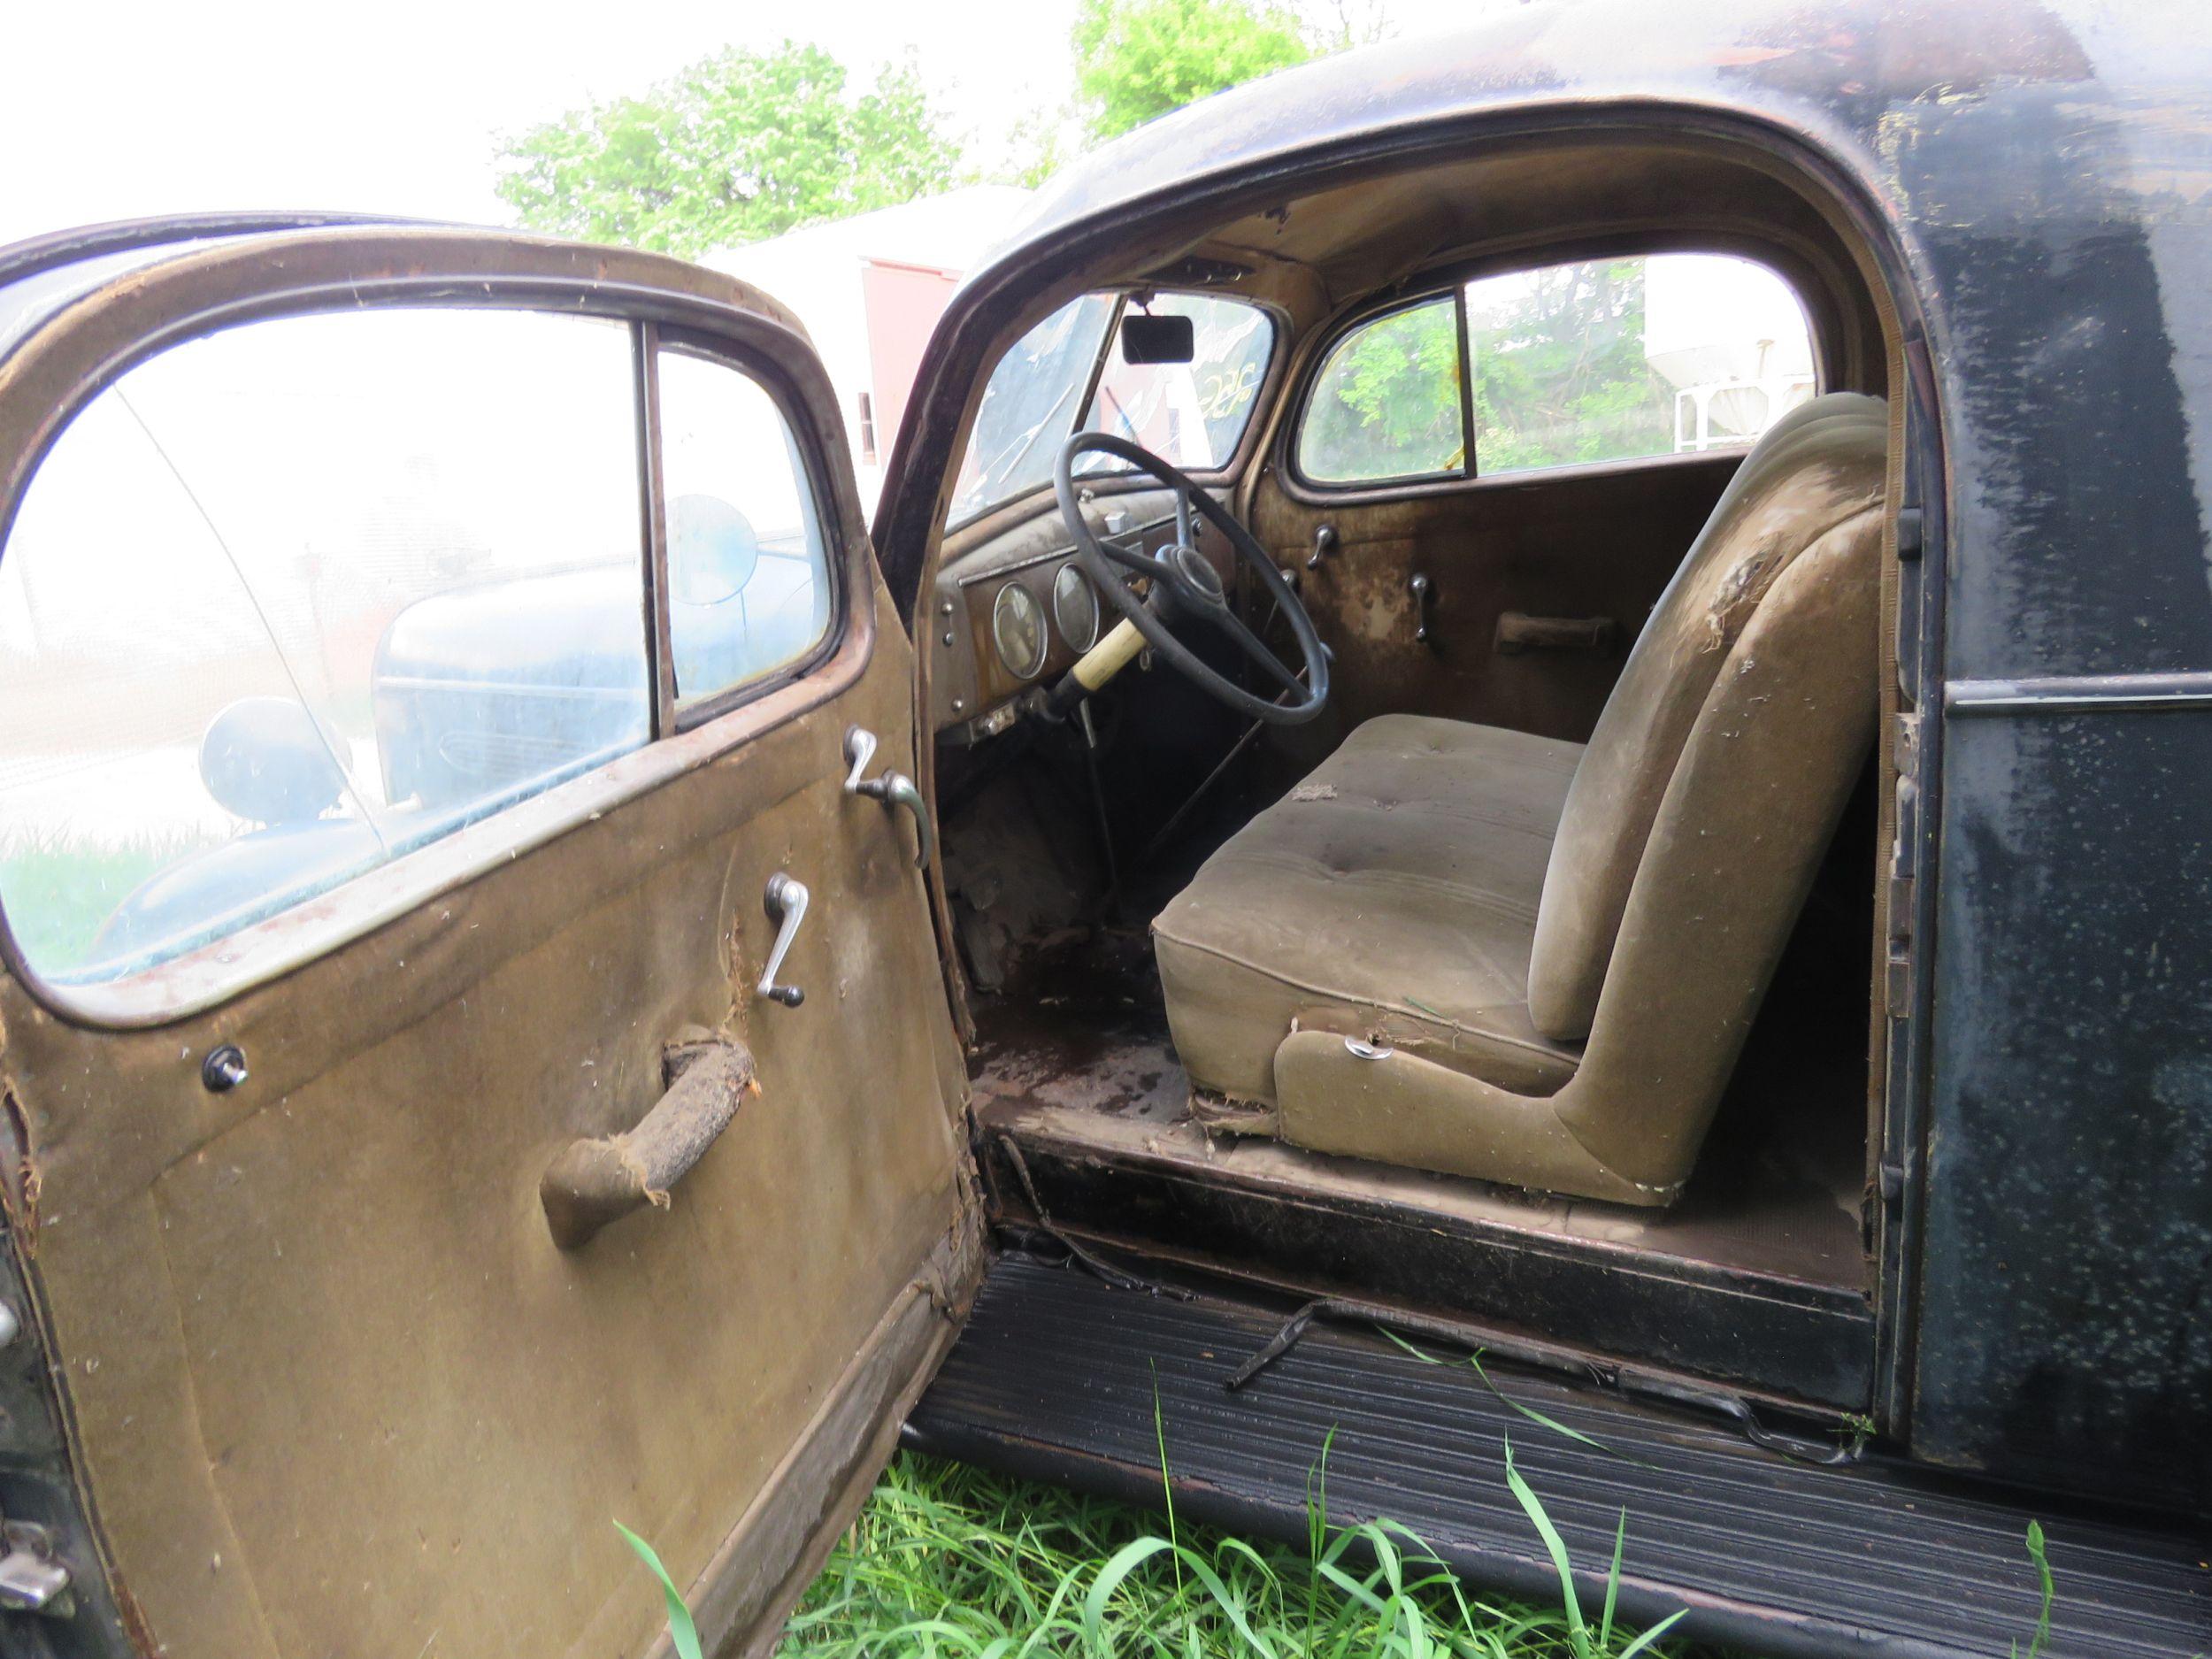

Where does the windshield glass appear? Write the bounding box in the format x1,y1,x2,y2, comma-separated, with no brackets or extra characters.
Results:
945,293,1117,526
1075,293,1273,480
945,290,1273,526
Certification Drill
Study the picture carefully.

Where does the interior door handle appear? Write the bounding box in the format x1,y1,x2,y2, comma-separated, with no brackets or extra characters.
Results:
842,726,935,868
1494,611,1618,655
1409,572,1438,645
540,1036,758,1249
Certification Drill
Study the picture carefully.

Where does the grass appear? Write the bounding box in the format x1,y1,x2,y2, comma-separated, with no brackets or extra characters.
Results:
775,1449,1714,1659
0,826,220,972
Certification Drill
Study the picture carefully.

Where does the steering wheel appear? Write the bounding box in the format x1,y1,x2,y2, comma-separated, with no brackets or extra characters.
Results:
1050,431,1329,725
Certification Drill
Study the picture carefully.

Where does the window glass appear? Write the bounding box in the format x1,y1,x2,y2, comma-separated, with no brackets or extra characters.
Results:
659,349,833,709
1075,295,1274,476
1296,296,1463,483
946,293,1118,526
1467,252,1814,473
1294,254,1815,486
0,308,646,986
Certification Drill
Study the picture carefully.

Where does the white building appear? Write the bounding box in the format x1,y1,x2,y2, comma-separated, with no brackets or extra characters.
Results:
707,185,1033,511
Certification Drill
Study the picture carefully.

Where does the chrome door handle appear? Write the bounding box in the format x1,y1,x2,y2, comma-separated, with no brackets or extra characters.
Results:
841,726,935,869
757,873,808,1008
1409,572,1438,646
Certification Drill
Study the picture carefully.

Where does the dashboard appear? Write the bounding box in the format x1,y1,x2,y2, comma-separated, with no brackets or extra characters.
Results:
927,487,1234,741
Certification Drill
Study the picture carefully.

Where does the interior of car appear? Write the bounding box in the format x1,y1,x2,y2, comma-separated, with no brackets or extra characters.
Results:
919,132,1901,1409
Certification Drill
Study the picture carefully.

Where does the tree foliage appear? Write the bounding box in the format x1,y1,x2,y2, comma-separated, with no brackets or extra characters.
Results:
1306,260,1675,480
1071,0,1311,141
1301,298,1463,480
494,42,957,257
1467,260,1671,472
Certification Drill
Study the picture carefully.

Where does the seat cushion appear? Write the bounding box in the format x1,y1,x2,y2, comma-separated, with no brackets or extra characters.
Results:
1152,713,1585,1107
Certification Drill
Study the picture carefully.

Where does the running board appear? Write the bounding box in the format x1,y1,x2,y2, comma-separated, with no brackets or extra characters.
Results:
906,1256,2209,1659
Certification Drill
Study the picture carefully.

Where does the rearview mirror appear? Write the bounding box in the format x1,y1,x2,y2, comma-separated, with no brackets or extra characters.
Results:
1119,312,1195,365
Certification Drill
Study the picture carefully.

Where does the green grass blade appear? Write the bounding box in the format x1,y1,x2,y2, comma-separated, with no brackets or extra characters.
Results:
1469,1356,1655,1470
613,1520,703,1659
1600,1509,1625,1646
1084,1535,1177,1653
1177,1543,1282,1657
1612,1609,1688,1657
2015,1519,2055,1659
1379,1329,1651,1469
1499,1435,1587,1659
1151,1364,1185,1601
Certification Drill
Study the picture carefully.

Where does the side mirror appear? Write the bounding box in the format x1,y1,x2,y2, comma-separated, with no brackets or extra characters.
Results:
1119,312,1195,365
199,696,349,826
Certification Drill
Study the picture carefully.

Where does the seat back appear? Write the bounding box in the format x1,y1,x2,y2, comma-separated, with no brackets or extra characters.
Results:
1525,394,1889,1042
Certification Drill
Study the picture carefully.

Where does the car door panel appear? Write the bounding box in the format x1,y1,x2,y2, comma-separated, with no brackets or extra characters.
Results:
1250,452,1740,745
0,233,975,1658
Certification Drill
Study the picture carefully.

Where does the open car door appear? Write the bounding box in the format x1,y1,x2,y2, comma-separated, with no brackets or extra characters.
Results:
0,222,979,1658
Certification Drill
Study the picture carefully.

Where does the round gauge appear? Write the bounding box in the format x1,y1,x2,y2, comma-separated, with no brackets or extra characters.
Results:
992,581,1048,680
1052,564,1101,652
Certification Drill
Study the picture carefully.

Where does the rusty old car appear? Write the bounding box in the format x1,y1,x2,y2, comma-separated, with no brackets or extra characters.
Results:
0,1,2207,1655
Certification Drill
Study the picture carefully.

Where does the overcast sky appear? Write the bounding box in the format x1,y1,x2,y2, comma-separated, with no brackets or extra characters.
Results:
2,0,1479,247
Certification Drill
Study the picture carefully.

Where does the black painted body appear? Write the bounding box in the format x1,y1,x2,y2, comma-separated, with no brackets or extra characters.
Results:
880,0,2212,1514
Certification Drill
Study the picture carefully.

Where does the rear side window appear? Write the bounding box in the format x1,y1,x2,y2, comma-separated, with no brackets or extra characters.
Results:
0,307,829,992
1295,252,1814,487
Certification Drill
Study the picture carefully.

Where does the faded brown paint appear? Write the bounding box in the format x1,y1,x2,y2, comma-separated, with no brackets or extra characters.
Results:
0,231,977,1659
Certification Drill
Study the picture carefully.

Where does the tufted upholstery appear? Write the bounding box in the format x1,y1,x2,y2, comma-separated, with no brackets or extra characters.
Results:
1153,716,1585,1104
1151,394,1887,1204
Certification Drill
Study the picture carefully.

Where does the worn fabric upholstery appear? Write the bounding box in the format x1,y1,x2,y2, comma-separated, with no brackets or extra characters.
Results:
1154,716,1586,1103
1526,393,1892,1040
1152,393,1886,1204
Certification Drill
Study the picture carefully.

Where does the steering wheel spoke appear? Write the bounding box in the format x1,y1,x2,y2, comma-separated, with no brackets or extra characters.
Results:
1053,430,1329,726
1090,529,1165,581
1210,606,1308,697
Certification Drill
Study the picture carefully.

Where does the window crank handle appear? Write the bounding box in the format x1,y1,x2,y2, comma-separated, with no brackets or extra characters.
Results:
757,872,808,1008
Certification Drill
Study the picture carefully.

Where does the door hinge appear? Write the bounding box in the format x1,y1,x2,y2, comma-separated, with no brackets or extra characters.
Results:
1893,711,1920,780
1895,505,1924,562
1886,767,1919,1017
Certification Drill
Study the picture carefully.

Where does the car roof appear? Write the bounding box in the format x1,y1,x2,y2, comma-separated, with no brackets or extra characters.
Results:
984,0,2185,284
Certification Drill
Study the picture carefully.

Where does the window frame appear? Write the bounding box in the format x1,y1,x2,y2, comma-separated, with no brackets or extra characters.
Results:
1289,288,1475,491
1281,242,1826,500
943,286,1285,534
652,326,849,734
0,243,866,1028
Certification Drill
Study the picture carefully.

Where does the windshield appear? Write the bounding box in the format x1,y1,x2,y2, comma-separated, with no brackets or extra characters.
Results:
946,290,1273,526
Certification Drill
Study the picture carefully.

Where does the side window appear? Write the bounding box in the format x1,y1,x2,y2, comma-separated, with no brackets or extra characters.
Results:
1076,295,1275,475
659,348,833,713
1295,252,1815,486
0,308,649,987
1296,295,1463,483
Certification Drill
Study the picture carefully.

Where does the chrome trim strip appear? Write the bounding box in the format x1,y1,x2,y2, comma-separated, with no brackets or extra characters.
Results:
1946,672,2212,715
